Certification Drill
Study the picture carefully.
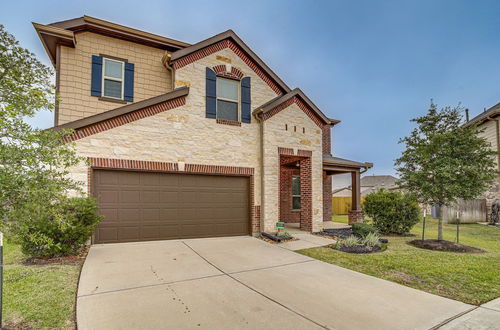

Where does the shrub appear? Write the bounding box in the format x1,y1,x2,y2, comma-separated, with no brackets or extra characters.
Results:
340,235,360,248
352,222,377,238
11,197,102,258
361,232,381,248
277,231,292,239
363,189,420,235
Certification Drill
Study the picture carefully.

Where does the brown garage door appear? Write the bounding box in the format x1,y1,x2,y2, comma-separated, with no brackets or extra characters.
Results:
93,170,250,244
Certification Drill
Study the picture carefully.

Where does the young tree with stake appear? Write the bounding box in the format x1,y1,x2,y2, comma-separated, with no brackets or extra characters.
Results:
395,103,497,241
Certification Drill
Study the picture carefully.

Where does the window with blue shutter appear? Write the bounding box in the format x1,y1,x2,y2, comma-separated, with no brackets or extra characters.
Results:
91,55,134,102
206,68,217,118
124,62,134,102
91,55,103,97
241,77,251,123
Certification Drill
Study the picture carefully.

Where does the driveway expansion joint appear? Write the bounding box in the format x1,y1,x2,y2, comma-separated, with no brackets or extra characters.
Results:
182,241,328,329
429,306,479,330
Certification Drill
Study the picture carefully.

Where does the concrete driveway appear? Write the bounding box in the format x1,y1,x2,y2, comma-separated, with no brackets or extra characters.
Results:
77,236,473,330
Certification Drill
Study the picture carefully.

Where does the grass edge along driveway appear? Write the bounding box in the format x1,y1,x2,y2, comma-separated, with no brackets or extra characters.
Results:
299,218,500,305
3,240,83,329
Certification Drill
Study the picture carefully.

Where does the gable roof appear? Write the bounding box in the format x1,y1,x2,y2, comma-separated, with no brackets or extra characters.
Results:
34,15,190,64
170,30,291,94
256,88,340,126
360,175,398,188
463,103,500,128
53,87,189,132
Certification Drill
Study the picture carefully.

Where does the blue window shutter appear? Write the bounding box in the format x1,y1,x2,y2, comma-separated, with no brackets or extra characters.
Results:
124,62,134,102
206,68,217,118
91,55,103,97
241,77,251,123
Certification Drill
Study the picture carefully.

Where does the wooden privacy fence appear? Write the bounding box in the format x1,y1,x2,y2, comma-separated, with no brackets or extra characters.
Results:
332,196,366,215
431,199,487,223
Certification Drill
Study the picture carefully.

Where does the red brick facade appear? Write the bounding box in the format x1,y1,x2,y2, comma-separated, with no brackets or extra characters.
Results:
322,124,332,154
278,148,313,231
323,172,332,222
212,64,244,80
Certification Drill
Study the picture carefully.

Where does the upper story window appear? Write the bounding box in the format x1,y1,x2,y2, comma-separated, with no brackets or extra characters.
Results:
91,55,134,103
103,58,125,99
216,77,239,121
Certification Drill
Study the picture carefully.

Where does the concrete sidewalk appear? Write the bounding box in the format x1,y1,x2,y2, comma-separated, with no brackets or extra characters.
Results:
77,236,473,330
439,298,500,329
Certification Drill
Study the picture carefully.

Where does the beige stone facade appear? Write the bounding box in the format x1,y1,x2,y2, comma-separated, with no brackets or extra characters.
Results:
67,44,326,233
58,32,172,124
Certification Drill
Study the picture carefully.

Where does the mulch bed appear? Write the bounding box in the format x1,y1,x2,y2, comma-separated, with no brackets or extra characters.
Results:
314,228,353,239
336,244,382,254
408,239,485,253
23,245,90,265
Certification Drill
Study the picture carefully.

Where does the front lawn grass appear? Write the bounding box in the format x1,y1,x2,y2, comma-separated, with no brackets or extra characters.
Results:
298,218,500,305
3,240,83,329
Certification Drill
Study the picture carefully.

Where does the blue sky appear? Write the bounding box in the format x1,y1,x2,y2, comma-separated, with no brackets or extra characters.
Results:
2,0,500,187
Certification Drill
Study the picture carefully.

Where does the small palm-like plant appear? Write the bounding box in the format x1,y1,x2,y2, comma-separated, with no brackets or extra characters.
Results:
361,232,381,248
340,235,360,248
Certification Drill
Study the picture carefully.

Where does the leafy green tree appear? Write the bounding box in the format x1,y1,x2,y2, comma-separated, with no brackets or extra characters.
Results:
395,103,497,240
0,24,83,230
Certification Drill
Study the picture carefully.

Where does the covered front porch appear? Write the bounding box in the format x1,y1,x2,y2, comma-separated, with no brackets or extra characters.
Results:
322,155,373,224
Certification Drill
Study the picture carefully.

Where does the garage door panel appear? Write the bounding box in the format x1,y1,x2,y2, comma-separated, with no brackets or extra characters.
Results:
93,170,250,243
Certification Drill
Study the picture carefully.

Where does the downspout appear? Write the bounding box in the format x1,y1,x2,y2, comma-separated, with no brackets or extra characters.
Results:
162,52,176,90
253,108,265,232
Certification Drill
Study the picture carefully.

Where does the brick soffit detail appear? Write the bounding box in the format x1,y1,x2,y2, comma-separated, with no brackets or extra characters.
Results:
171,39,283,94
67,96,186,141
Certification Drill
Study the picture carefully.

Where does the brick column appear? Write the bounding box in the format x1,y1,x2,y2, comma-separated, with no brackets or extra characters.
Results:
348,170,364,224
323,171,332,222
299,157,312,231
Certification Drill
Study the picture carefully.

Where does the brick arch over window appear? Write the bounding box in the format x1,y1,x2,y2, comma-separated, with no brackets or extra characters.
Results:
212,64,244,80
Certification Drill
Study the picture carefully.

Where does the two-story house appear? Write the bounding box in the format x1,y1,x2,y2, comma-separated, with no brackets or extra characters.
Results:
34,16,372,243
463,106,500,221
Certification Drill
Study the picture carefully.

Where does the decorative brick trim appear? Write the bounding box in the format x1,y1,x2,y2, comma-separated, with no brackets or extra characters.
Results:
252,205,261,233
297,149,312,157
278,147,295,156
213,64,244,80
322,124,331,155
172,39,283,94
89,157,178,172
184,163,254,176
261,96,325,128
216,118,241,126
67,96,187,141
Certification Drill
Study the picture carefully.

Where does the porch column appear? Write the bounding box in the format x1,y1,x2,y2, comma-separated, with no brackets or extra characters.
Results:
348,169,363,224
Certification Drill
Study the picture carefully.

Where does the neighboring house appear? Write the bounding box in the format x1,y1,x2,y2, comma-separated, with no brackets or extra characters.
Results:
463,106,500,221
331,175,397,215
34,16,372,243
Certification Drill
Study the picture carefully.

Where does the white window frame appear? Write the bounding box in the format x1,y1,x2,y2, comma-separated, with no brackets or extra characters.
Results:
216,77,240,121
102,58,125,100
292,175,301,210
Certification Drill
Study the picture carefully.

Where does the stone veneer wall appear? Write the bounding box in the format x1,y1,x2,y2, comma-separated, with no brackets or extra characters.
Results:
68,44,326,233
262,103,324,232
58,32,172,124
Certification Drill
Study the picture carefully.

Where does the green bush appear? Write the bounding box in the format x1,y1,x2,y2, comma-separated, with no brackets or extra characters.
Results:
11,197,102,258
352,222,377,238
363,189,420,235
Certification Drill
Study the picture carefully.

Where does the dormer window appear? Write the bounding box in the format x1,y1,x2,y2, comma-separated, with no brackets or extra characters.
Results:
103,58,124,99
216,77,239,121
